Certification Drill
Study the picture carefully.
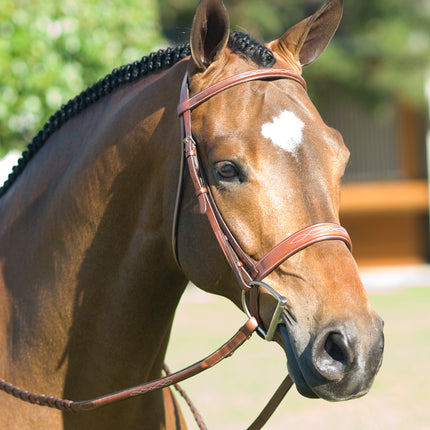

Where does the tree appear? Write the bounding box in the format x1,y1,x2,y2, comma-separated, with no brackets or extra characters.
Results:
0,0,164,154
306,0,430,109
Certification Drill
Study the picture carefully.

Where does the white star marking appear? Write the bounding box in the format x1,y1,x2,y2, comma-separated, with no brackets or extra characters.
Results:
261,110,304,159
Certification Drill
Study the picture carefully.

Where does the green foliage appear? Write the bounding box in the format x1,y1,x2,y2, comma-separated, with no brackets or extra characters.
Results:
0,0,164,154
306,0,430,109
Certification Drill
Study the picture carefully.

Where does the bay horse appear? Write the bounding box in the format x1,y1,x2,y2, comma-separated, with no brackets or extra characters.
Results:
0,0,384,428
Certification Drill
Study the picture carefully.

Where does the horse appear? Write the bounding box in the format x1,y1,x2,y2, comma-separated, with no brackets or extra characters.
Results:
0,0,384,428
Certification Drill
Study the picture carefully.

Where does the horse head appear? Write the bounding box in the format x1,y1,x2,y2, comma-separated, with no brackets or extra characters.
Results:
177,0,384,402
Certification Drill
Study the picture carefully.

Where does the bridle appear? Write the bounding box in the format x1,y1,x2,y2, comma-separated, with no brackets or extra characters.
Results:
0,67,352,430
176,67,352,341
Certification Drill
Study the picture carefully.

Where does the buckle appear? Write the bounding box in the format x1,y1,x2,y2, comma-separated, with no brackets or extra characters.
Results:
241,281,287,341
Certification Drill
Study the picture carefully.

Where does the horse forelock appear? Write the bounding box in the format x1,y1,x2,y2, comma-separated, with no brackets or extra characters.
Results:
1,32,273,200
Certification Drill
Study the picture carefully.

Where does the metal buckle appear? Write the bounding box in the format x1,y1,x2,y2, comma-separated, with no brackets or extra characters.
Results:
241,281,287,341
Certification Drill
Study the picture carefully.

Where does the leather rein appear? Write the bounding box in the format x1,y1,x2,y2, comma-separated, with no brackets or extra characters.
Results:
0,67,352,430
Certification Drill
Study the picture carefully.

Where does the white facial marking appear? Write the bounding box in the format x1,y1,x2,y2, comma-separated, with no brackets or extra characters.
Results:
261,110,304,159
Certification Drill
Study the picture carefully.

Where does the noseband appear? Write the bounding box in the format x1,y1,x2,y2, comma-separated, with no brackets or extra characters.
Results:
176,68,352,341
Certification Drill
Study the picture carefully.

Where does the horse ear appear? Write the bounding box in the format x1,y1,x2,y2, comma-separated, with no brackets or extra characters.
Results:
271,0,343,67
190,0,230,70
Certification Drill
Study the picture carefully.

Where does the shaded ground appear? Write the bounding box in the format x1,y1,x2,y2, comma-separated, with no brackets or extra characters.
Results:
166,282,430,429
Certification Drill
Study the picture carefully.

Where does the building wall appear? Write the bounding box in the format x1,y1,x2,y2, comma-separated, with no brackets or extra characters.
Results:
319,96,429,266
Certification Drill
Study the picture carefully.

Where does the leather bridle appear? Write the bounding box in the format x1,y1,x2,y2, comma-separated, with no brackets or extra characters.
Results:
0,67,353,430
176,68,352,341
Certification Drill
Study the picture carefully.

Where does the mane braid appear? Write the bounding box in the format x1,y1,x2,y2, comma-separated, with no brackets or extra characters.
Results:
0,32,274,198
0,43,191,198
228,32,275,68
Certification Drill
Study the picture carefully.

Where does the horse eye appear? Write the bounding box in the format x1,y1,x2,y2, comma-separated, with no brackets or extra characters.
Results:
214,161,240,180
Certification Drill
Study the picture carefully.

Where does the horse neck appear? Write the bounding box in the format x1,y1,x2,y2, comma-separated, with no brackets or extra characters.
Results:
0,61,189,403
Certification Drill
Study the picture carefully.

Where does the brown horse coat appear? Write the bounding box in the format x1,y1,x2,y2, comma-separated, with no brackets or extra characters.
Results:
0,0,383,428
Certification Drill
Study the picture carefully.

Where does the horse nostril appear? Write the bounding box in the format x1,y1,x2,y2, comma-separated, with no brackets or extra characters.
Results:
313,329,354,382
325,333,348,364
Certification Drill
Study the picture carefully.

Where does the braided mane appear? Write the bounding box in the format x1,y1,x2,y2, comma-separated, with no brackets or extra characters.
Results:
0,32,274,198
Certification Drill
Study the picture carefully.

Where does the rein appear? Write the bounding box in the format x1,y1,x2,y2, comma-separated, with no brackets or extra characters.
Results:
0,67,352,430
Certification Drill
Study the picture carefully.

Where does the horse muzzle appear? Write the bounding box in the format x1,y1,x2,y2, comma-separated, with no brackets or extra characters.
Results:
278,314,384,401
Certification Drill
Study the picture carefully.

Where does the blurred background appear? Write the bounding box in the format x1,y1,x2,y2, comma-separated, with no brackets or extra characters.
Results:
1,1,429,428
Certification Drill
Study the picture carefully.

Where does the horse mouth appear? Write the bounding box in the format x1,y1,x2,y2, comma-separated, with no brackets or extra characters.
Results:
277,315,384,401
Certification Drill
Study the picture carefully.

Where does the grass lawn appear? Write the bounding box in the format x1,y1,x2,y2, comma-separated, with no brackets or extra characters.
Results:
165,286,430,429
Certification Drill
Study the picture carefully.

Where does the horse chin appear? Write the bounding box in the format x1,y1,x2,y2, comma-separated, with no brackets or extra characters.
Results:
286,355,319,399
278,324,319,399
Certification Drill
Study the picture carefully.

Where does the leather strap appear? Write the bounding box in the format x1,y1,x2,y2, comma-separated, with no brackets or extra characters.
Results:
255,223,352,280
70,317,258,412
247,375,294,430
0,318,259,412
178,70,352,293
178,68,307,115
175,68,353,430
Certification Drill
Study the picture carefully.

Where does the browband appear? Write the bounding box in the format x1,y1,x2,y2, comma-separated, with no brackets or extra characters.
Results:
178,68,307,115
